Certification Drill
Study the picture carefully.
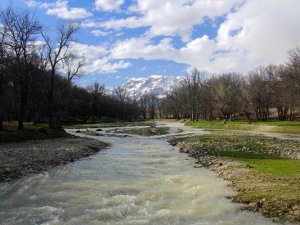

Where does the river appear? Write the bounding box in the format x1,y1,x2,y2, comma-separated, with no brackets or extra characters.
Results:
0,122,280,225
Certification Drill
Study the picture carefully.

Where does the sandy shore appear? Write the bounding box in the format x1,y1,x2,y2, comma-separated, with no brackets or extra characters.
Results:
0,137,109,182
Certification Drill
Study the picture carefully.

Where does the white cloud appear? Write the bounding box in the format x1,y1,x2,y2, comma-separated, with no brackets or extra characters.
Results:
27,0,300,75
112,37,177,60
86,0,241,41
84,16,142,30
26,0,92,20
215,0,300,70
110,0,300,73
91,30,112,36
83,57,131,74
69,42,131,74
94,0,125,12
69,42,108,59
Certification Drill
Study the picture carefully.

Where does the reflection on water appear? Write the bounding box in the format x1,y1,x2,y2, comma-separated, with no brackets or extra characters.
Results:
0,122,280,225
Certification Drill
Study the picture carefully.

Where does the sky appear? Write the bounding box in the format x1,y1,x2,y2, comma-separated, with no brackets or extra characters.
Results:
1,0,300,88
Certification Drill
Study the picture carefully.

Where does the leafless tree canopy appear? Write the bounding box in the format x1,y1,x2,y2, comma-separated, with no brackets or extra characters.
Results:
0,7,140,129
0,7,41,130
1,7,300,129
161,57,300,121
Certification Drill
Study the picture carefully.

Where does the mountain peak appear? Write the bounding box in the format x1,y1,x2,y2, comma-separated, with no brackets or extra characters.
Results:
123,75,183,99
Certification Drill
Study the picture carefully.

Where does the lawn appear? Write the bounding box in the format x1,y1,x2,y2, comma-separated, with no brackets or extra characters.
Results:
212,150,300,177
186,120,300,134
172,132,300,223
0,122,68,143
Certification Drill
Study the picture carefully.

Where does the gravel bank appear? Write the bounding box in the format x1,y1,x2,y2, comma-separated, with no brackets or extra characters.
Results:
169,139,300,224
0,138,109,182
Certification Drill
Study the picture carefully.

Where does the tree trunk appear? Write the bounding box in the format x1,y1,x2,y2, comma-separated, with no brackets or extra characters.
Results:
48,99,54,128
245,112,251,124
48,71,55,129
17,83,28,130
0,109,3,131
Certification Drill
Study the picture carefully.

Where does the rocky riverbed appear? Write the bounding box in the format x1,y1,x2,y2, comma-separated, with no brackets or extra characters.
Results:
0,138,108,182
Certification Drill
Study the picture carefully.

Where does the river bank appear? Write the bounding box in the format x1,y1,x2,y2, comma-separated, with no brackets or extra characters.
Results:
169,131,300,224
0,137,109,182
0,122,284,224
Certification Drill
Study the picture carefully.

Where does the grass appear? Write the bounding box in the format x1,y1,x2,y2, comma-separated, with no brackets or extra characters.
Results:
210,150,300,177
3,122,48,131
173,132,300,222
186,120,300,134
0,122,69,143
182,133,300,177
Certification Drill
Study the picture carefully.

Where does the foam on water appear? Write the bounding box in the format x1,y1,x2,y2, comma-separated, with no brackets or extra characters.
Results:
0,122,283,225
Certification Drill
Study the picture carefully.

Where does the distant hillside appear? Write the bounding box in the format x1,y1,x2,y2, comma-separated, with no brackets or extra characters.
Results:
122,75,184,99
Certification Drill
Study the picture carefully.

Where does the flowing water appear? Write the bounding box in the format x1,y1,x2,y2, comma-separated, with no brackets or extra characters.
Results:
0,122,281,225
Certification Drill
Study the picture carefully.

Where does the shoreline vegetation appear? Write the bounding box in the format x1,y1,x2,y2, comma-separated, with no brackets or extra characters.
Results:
0,122,70,143
170,121,300,224
186,120,300,134
1,120,300,223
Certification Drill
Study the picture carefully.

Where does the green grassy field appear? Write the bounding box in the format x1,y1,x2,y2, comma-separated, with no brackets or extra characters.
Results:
174,132,300,222
186,120,300,134
0,122,68,142
2,122,48,131
212,150,300,177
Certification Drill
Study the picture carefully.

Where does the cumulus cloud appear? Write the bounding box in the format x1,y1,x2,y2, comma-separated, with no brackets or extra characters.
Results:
112,37,177,59
69,42,131,74
26,0,300,75
69,42,108,59
85,0,241,41
94,0,125,12
82,16,142,30
83,58,131,74
26,0,92,19
111,36,224,72
215,0,300,70
91,30,112,36
110,0,300,73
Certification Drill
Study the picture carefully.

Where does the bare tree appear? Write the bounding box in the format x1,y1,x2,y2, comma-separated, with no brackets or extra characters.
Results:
163,91,183,119
138,95,148,119
147,94,159,119
199,79,215,120
287,47,300,82
0,27,7,130
41,22,79,128
0,7,41,130
247,67,273,121
113,86,128,102
214,73,244,121
182,69,204,120
87,82,105,119
64,54,85,82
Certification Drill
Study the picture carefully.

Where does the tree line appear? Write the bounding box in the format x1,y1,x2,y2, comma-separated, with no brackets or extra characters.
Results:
161,47,300,122
0,7,140,131
1,7,300,129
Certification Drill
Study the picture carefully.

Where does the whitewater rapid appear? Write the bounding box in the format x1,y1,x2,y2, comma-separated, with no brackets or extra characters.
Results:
0,122,280,225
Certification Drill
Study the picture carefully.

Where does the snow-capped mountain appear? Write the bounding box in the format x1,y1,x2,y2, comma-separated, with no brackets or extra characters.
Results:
123,75,184,99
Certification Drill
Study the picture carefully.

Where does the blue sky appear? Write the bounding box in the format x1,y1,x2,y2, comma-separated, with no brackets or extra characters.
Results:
1,0,299,88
